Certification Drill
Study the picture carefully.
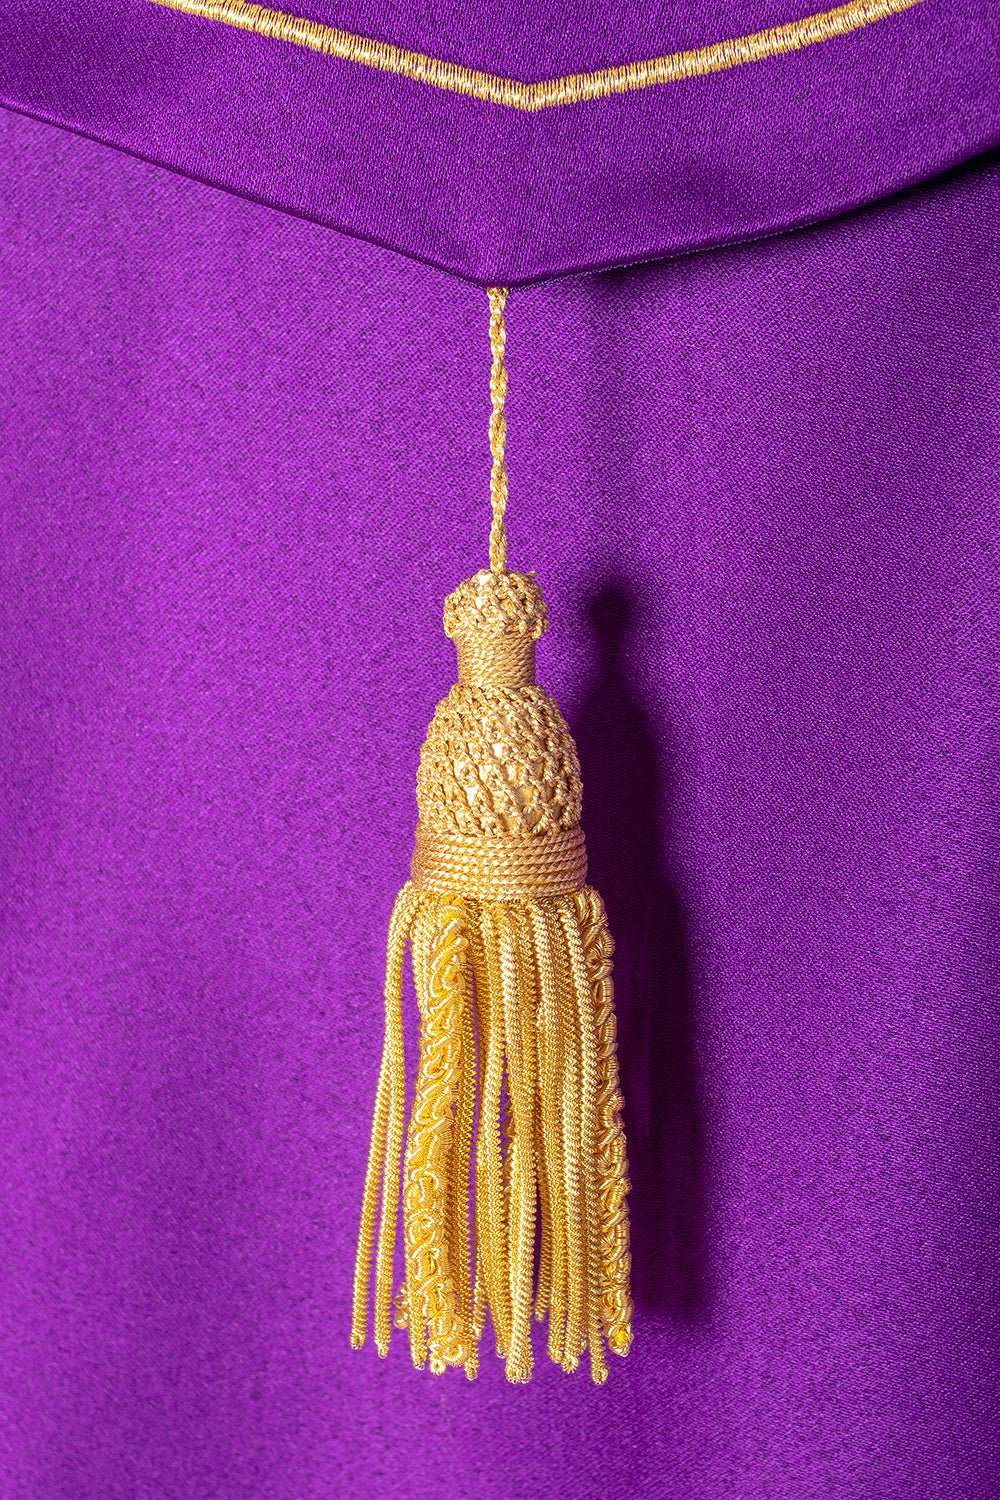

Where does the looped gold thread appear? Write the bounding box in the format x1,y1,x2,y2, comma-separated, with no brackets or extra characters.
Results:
416,679,583,840
412,826,587,900
444,569,548,643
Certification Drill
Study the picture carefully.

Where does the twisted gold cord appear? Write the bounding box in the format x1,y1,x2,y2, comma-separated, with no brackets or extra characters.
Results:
530,903,569,1363
560,900,609,1386
501,908,539,1382
547,905,586,1371
574,888,633,1354
487,288,509,573
476,905,512,1356
350,1012,391,1344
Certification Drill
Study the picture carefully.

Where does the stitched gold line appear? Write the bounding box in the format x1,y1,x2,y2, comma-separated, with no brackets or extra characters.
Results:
147,0,923,111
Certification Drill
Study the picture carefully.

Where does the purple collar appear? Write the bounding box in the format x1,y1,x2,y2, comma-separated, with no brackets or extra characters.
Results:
2,0,998,282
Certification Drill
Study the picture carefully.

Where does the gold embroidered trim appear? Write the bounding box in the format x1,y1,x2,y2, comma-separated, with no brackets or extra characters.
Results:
147,0,922,112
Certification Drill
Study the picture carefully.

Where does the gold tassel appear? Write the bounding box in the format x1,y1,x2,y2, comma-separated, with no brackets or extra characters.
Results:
351,288,633,1383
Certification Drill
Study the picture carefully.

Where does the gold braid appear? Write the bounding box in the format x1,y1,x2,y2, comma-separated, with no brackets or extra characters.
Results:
403,899,470,1372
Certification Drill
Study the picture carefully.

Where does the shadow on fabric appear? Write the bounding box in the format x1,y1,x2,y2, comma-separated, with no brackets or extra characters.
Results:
573,582,711,1322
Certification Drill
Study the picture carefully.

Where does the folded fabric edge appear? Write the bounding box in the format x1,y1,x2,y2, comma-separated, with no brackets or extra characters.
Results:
2,97,999,289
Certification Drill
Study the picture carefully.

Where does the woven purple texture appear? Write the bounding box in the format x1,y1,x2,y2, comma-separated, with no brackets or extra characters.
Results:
1,0,999,281
2,108,999,1495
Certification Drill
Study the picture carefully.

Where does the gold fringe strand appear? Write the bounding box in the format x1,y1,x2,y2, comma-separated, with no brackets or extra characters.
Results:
351,292,634,1382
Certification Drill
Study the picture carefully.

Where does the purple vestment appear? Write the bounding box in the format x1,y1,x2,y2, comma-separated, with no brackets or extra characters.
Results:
2,2,999,1495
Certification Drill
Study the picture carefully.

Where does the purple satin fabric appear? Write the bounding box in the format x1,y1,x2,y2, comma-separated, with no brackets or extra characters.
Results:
1,0,999,282
2,103,999,1496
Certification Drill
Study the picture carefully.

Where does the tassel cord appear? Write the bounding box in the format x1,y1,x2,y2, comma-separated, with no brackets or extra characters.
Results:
530,919,555,1331
487,287,509,573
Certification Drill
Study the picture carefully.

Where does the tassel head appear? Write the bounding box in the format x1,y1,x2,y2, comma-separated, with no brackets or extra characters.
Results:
413,570,586,900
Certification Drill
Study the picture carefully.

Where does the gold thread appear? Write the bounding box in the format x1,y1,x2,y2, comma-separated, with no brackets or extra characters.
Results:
456,628,534,688
444,571,548,646
451,980,477,1361
147,0,922,112
355,884,630,1378
416,673,583,843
